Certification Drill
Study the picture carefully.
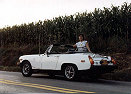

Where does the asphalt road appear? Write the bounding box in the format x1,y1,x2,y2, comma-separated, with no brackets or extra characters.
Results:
0,71,131,94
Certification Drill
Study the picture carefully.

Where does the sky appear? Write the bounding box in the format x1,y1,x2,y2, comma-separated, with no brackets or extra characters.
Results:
0,0,130,28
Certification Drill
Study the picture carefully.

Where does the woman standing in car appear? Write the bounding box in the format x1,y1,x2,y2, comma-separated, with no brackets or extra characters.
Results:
73,34,92,52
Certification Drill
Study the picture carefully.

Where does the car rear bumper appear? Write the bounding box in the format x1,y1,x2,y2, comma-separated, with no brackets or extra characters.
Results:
79,65,117,75
90,65,117,73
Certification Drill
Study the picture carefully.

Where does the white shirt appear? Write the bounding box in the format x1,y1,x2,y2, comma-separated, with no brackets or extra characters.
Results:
76,41,87,52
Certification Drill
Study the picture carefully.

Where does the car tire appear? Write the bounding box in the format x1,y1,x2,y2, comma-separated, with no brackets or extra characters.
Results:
21,62,32,77
63,65,78,80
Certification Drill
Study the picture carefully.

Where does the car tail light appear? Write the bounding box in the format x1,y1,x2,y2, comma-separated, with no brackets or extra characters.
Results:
111,57,116,64
88,56,94,65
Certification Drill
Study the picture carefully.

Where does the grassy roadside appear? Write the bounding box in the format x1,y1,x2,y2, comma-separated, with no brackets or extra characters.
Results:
102,68,131,81
0,66,21,72
101,53,131,81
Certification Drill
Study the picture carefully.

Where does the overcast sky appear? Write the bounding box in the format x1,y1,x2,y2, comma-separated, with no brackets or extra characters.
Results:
0,0,130,28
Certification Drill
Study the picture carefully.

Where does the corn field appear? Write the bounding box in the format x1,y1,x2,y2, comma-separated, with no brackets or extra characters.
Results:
0,2,131,53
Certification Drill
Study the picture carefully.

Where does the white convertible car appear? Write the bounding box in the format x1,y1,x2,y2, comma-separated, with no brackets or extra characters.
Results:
18,44,117,80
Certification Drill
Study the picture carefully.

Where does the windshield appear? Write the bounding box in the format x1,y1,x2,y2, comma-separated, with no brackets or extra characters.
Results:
49,45,89,54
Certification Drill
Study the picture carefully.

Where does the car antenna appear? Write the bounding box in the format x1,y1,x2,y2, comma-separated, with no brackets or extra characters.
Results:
39,33,41,56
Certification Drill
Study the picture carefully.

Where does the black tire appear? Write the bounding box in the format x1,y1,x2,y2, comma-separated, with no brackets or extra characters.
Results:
21,62,32,77
63,65,78,80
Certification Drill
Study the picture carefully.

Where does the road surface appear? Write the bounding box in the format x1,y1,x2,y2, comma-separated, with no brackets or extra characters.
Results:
0,71,131,94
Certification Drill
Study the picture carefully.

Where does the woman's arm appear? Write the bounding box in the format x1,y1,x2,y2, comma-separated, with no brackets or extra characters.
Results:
86,42,92,53
73,44,77,48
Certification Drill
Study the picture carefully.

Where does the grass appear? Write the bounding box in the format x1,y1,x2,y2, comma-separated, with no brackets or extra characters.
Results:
0,66,21,72
102,68,131,81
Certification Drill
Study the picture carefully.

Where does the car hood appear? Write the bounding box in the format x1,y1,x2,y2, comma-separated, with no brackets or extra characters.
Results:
19,54,40,59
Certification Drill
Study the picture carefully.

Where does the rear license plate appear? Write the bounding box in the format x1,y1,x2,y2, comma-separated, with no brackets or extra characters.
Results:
101,60,108,65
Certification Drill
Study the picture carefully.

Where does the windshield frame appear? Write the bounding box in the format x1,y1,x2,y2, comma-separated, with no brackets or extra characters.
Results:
45,44,89,54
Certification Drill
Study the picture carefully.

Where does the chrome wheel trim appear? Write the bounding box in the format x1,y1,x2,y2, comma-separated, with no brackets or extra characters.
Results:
65,66,75,79
23,64,30,75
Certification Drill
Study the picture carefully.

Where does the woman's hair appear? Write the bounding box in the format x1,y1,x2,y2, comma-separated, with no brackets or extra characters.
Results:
79,34,85,40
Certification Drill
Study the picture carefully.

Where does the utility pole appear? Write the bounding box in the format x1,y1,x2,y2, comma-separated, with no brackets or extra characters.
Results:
0,33,3,47
39,33,41,56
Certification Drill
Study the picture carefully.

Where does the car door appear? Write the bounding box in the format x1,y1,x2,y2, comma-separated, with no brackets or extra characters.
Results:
40,54,59,70
29,55,42,69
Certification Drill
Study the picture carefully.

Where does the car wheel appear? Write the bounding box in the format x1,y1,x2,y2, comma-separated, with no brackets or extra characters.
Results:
64,65,78,80
21,62,32,77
